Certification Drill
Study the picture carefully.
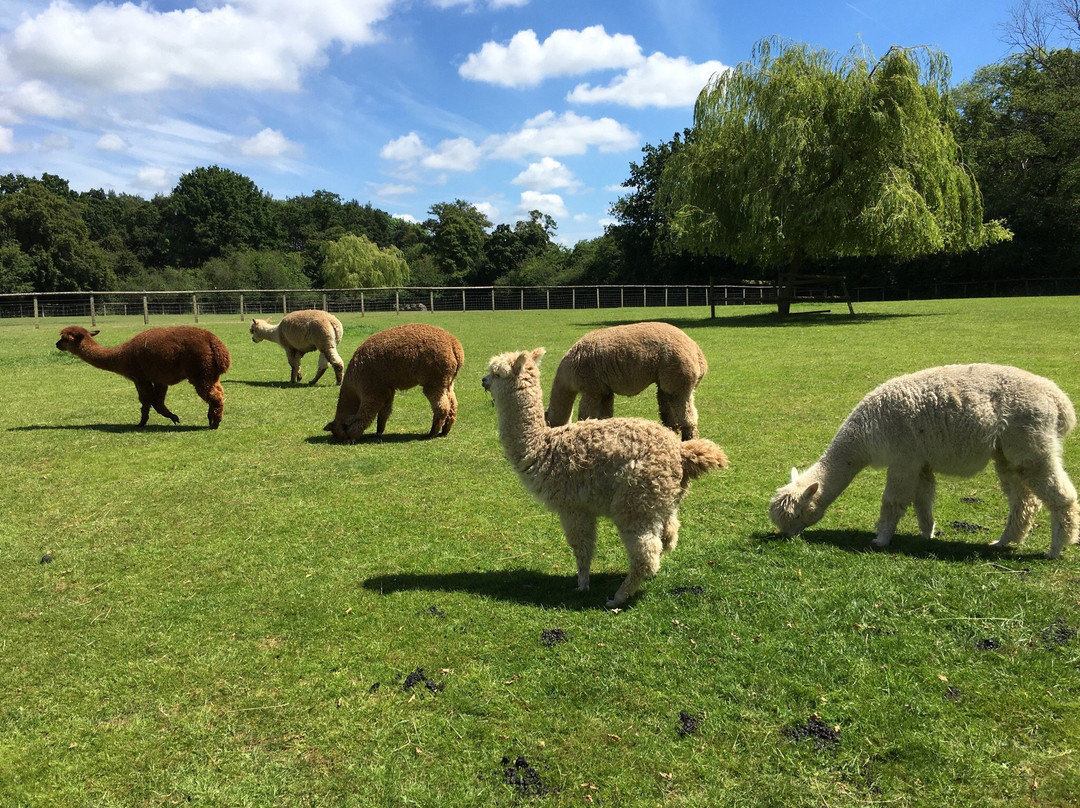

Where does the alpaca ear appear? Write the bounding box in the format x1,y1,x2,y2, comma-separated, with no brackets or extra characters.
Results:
512,352,531,372
531,347,546,363
90,330,100,337
789,467,799,484
802,482,820,500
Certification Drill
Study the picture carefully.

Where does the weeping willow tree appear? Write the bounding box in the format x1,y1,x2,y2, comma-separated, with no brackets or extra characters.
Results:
321,233,410,289
660,38,1011,314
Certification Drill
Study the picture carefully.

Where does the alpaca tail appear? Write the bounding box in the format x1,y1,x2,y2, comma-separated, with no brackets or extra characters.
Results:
210,336,232,375
680,439,729,482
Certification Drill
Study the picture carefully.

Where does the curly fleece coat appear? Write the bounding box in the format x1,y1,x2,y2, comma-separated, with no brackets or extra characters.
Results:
484,347,728,607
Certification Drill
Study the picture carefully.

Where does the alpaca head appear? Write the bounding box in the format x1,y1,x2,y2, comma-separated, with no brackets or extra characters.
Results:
249,318,271,343
768,467,824,536
56,325,99,353
482,348,545,399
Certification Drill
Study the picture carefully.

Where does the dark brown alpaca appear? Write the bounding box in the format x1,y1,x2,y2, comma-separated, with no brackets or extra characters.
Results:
57,325,232,429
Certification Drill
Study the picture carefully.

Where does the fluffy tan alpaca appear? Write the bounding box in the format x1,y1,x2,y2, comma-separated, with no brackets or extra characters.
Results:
545,322,708,439
483,347,729,607
249,310,345,385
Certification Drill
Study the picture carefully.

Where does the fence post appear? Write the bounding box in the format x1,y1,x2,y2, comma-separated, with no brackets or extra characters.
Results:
520,288,524,311
282,294,287,315
143,295,149,325
33,296,39,328
491,288,495,311
430,290,435,312
665,287,669,307
361,291,365,316
395,289,400,313
90,295,96,326
546,289,550,310
572,288,576,309
461,289,465,312
596,287,600,309
193,294,199,323
239,294,244,321
322,293,327,312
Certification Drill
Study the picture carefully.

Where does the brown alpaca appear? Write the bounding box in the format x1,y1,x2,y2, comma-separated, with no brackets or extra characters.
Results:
484,348,729,607
545,322,708,440
56,325,231,429
324,323,464,443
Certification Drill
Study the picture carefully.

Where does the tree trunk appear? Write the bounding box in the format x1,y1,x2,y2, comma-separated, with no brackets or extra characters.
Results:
776,249,804,316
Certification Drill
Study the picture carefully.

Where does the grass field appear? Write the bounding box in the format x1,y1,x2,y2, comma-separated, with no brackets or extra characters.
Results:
2,297,1078,807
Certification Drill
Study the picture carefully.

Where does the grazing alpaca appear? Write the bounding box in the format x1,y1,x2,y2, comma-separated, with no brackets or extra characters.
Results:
324,323,464,443
545,322,708,440
56,325,231,429
769,364,1079,558
250,310,345,385
483,348,729,607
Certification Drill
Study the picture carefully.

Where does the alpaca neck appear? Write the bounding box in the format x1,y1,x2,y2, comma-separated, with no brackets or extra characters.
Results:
74,339,127,376
254,322,283,345
494,379,549,467
806,424,869,508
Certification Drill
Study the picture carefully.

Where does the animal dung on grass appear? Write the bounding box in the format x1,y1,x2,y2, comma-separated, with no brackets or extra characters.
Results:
324,323,464,443
249,309,345,385
56,325,231,429
545,321,708,440
769,364,1080,558
482,347,728,608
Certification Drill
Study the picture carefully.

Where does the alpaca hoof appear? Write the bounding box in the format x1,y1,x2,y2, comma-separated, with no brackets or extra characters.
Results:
870,536,892,549
989,536,1013,549
605,596,625,609
1045,548,1061,560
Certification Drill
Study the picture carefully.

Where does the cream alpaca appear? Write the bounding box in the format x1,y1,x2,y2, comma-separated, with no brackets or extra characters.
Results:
324,323,464,442
56,325,231,429
769,363,1079,557
483,348,729,607
545,322,708,439
249,310,345,385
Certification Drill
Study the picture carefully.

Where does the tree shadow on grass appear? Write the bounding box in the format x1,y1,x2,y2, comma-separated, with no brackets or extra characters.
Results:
363,568,627,610
581,310,939,332
766,527,1048,563
9,422,204,434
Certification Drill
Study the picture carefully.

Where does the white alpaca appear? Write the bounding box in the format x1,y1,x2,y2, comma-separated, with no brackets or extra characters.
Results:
769,364,1079,558
483,348,729,607
250,310,345,385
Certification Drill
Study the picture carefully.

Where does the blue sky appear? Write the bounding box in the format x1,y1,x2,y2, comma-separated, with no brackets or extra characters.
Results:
0,0,1020,244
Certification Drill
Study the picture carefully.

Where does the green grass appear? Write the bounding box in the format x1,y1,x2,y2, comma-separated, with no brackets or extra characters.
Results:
2,298,1079,807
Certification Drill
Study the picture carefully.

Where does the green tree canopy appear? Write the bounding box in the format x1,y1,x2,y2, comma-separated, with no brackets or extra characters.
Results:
424,200,492,284
661,38,1010,312
321,233,410,288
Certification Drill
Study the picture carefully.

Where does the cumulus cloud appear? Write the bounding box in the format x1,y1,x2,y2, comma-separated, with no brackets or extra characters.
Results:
568,53,727,108
460,25,641,88
517,190,567,220
392,212,419,223
381,132,483,174
134,166,172,192
95,133,128,152
1,79,81,122
512,157,580,191
5,0,396,94
485,111,638,159
0,126,15,153
238,128,297,158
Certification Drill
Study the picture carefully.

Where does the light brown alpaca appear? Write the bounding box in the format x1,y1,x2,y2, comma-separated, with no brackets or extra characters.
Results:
56,325,231,429
249,310,345,385
324,323,464,443
483,348,729,607
545,321,708,440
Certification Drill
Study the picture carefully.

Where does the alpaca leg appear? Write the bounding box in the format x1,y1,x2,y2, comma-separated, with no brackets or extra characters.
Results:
657,389,699,440
597,392,615,419
151,383,180,425
328,346,345,385
309,352,330,385
286,348,303,383
441,385,458,437
134,382,154,426
913,466,937,539
661,510,681,554
192,379,224,429
577,392,604,421
1018,457,1079,558
374,392,395,437
608,527,663,608
992,455,1041,548
344,393,386,441
423,384,453,438
873,466,916,548
558,510,597,592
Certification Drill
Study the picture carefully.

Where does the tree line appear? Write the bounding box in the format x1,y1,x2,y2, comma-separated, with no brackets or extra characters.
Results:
1,39,1077,297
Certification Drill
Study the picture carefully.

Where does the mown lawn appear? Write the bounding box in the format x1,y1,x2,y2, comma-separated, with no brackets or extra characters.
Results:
1,297,1078,807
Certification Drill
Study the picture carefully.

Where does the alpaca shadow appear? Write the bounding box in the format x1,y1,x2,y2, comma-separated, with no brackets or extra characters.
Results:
9,422,205,434
304,432,443,446
225,379,322,389
786,528,1047,563
363,568,626,610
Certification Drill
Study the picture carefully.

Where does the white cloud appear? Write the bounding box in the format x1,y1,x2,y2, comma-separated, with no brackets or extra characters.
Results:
485,111,638,160
421,137,483,172
0,125,15,153
392,212,419,223
1,80,81,122
40,133,70,151
474,201,500,222
512,157,580,192
134,166,172,192
568,53,727,108
518,190,567,219
460,25,641,88
380,132,428,163
375,183,417,197
239,127,296,158
6,0,395,94
431,0,528,7
96,133,128,152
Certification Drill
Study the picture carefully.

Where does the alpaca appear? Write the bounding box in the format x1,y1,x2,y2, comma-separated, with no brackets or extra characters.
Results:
483,348,729,607
324,323,464,442
545,322,708,440
56,325,231,429
769,363,1079,558
250,309,345,385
